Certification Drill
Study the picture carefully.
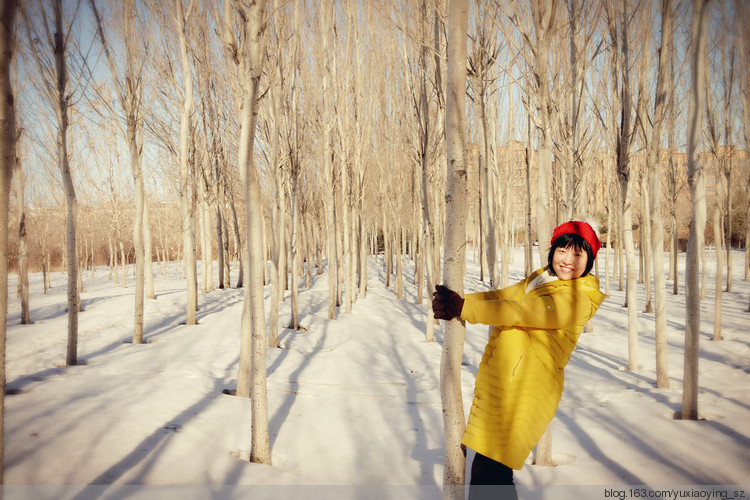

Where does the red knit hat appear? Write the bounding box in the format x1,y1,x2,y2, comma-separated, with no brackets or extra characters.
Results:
551,221,601,259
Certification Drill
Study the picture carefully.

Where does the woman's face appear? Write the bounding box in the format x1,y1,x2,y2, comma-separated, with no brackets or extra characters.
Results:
552,245,588,280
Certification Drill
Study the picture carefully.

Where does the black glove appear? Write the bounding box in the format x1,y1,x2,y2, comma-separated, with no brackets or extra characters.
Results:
432,285,464,320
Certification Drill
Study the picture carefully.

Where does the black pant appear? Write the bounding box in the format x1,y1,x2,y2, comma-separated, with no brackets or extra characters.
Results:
468,452,519,500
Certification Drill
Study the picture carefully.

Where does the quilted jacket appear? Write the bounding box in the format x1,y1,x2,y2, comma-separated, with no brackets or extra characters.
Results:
460,267,606,470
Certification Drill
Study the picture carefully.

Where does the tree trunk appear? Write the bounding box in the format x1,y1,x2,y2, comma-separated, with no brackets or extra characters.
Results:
228,198,243,289
609,0,639,372
286,1,302,328
740,0,750,285
649,0,673,389
175,0,198,324
227,0,271,465
525,116,534,276
418,0,436,341
321,2,337,321
14,121,29,324
89,0,147,343
530,0,558,270
216,199,225,289
290,160,300,329
712,199,723,341
682,0,708,421
0,0,19,484
129,121,145,345
529,0,560,465
120,241,127,288
268,35,283,347
143,194,154,300
48,0,80,364
478,84,498,288
668,42,680,294
441,1,468,496
642,176,653,313
534,427,555,466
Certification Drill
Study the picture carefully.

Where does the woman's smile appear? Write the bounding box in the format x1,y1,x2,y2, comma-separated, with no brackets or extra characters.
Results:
552,246,588,280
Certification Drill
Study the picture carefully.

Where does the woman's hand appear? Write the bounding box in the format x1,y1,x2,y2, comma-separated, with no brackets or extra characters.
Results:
432,285,464,320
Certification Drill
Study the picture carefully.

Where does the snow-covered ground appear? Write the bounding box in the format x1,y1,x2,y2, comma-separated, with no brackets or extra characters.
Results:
4,247,750,499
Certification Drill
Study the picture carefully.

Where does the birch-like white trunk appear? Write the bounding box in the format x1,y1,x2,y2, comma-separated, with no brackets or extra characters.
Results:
48,0,80,363
320,2,337,321
0,0,19,483
525,115,534,276
288,0,302,329
668,68,680,295
289,161,300,328
530,0,557,270
417,0,436,342
441,1,468,496
143,195,154,300
240,0,271,464
529,0,560,466
712,198,723,341
682,0,708,421
13,99,29,324
268,30,283,346
89,0,147,344
174,0,198,325
609,0,639,371
128,118,145,345
221,0,270,464
477,82,498,288
648,0,673,388
740,0,750,284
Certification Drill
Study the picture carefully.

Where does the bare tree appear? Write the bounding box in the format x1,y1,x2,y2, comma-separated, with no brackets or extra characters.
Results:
528,0,559,266
468,0,501,289
220,0,271,465
89,0,151,344
666,37,684,296
266,0,285,346
320,2,337,321
441,1,468,497
23,0,80,363
392,0,443,341
682,0,708,421
718,1,737,295
738,0,750,286
12,55,29,324
605,0,640,371
703,0,737,341
0,0,19,484
171,0,199,325
288,0,303,327
644,0,674,388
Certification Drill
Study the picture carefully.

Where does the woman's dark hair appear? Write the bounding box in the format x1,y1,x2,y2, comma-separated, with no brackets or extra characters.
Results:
547,232,595,277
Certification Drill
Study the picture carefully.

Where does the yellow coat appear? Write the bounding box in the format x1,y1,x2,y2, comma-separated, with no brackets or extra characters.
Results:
460,267,605,470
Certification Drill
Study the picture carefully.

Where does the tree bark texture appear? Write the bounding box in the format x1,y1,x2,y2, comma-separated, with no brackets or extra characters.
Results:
175,0,198,325
441,0,468,497
50,0,80,364
0,0,19,484
682,0,708,421
237,0,271,466
648,0,673,388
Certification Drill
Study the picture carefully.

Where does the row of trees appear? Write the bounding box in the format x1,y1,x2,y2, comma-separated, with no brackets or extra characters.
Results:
2,0,749,494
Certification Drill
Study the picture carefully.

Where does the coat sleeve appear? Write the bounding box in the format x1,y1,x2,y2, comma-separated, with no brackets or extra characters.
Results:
461,287,593,330
463,279,526,302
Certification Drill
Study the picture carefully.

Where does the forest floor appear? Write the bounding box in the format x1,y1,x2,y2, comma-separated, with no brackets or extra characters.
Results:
4,248,750,499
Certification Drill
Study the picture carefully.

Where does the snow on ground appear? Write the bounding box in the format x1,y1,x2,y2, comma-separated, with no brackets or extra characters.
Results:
4,247,750,499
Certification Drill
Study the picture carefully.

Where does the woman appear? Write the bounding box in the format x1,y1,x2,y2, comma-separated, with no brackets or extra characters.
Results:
432,221,606,499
